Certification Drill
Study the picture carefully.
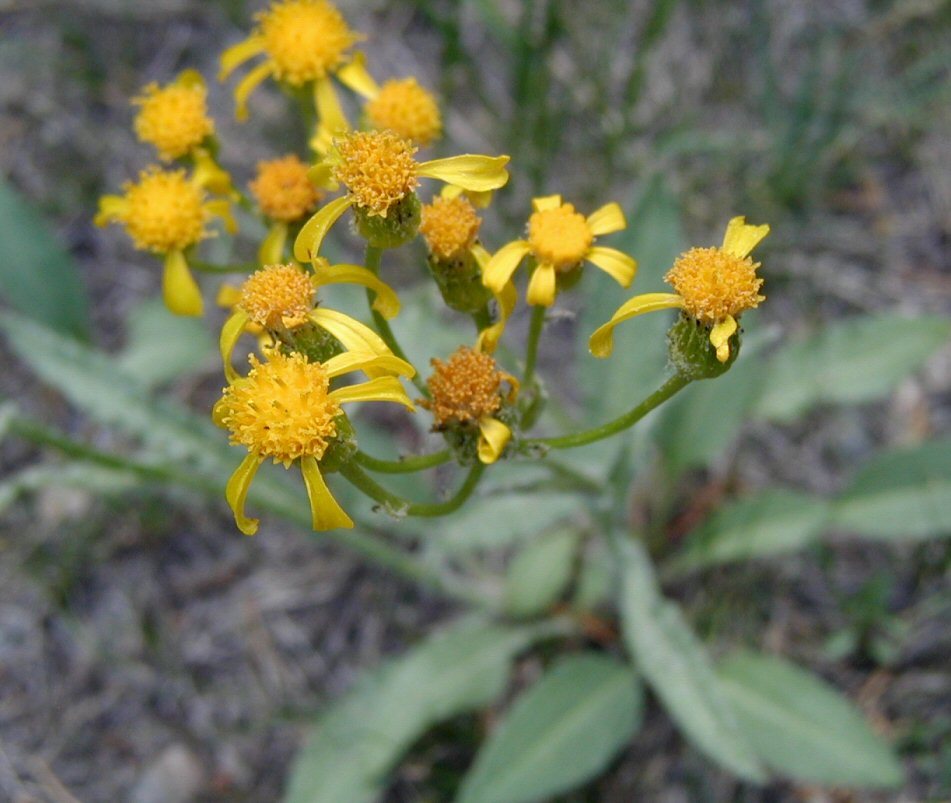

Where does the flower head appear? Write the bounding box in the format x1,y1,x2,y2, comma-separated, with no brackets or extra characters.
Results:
482,194,636,307
239,263,315,328
294,131,509,259
133,71,214,161
422,346,518,463
365,78,442,147
419,195,482,261
589,216,769,363
250,154,323,222
215,348,415,535
219,0,362,121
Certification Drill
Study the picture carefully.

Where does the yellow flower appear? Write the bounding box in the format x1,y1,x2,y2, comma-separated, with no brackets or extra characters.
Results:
418,192,515,353
214,348,415,535
95,167,236,316
365,78,442,147
220,262,406,383
219,0,363,122
589,216,769,363
133,70,214,161
293,129,509,260
421,346,519,464
482,194,637,307
250,154,324,263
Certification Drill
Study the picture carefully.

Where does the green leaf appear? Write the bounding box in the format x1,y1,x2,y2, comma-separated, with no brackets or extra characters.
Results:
572,540,616,610
283,617,542,803
0,179,90,339
117,298,215,389
578,176,685,422
456,654,642,803
756,314,951,422
668,489,830,574
618,539,766,781
718,650,904,787
504,527,580,618
832,440,951,541
0,463,143,514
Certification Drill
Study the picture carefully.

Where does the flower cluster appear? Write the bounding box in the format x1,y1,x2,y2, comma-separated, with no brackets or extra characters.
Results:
97,0,769,536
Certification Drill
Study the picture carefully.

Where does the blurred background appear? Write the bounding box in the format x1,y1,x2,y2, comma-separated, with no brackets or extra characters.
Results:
1,0,949,800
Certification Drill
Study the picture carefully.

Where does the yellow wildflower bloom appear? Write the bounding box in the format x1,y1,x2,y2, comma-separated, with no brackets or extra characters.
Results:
214,348,415,535
589,216,769,363
421,346,519,464
418,192,515,353
482,194,637,307
95,167,236,316
133,70,214,161
294,129,509,260
219,0,363,123
249,154,324,263
220,262,406,383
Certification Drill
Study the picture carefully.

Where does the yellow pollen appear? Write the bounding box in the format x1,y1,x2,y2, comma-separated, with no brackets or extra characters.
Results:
218,351,341,465
133,82,213,161
419,196,481,260
665,246,765,324
258,0,359,85
333,130,419,217
250,155,323,221
239,263,315,328
121,168,206,253
527,203,593,270
423,346,502,426
365,78,442,147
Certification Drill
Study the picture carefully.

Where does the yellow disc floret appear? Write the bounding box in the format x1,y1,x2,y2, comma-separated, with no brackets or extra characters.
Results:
133,81,213,161
423,346,503,427
259,0,359,85
250,155,323,222
365,78,442,147
121,168,206,253
239,263,315,328
419,196,481,260
527,203,593,270
218,351,341,465
665,246,764,324
333,130,420,217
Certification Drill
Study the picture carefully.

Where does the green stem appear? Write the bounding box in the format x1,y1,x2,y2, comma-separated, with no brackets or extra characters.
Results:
363,245,428,395
191,259,259,274
353,449,452,474
526,373,691,450
340,461,485,517
523,304,546,385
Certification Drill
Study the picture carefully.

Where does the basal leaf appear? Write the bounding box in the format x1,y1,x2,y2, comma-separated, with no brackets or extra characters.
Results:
504,526,580,618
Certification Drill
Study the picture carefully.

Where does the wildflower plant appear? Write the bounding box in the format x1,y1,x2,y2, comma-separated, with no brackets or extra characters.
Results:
14,1,948,799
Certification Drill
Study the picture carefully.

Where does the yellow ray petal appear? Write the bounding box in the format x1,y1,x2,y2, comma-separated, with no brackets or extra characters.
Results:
312,263,400,319
192,148,233,195
588,292,684,358
220,309,251,384
293,196,353,262
336,52,379,99
709,314,738,363
175,69,205,90
216,283,242,308
416,154,510,192
212,396,231,429
526,262,557,307
163,250,203,316
322,350,415,379
721,216,770,259
482,240,530,294
477,416,511,464
226,453,263,535
258,222,288,265
233,61,274,122
313,75,350,142
307,162,339,191
531,195,562,212
94,195,128,227
476,279,518,354
219,35,266,81
329,376,415,411
205,199,237,235
586,202,626,236
585,246,637,287
300,456,354,531
307,307,391,369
